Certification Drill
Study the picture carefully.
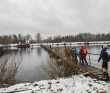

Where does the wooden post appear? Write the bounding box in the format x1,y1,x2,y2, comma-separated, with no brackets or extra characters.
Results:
89,53,91,66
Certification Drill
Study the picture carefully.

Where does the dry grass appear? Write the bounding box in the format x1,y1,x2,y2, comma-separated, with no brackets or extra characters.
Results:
0,55,22,87
42,58,78,79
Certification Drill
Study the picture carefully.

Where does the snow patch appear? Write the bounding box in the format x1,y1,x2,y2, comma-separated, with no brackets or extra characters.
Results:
0,74,108,93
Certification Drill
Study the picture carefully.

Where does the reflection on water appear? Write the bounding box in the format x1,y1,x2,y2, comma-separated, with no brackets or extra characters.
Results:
37,47,42,56
3,46,49,82
16,47,50,82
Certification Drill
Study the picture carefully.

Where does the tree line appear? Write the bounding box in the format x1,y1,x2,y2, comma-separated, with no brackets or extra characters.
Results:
44,32,110,43
0,32,110,44
0,33,41,44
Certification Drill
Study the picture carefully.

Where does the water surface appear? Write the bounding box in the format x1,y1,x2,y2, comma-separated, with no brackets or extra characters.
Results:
2,44,108,82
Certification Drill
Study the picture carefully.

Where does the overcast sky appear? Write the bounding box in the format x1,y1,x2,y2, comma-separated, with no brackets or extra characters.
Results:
0,0,110,39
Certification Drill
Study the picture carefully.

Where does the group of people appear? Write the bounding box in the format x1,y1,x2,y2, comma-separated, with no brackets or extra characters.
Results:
64,45,88,66
64,47,77,62
64,44,110,79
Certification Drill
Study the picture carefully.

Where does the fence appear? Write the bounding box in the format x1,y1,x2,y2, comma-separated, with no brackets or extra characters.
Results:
86,53,103,68
45,45,103,69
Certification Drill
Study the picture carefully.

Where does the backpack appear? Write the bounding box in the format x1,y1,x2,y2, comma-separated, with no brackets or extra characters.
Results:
73,49,77,55
82,48,87,55
77,50,81,56
105,49,110,59
67,48,70,55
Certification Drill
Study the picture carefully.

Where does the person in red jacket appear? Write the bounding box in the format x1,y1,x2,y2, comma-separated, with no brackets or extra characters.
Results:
80,45,88,66
64,47,66,56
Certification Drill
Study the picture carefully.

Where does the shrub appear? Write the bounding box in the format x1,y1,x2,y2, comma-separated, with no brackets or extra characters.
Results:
0,55,22,87
42,58,78,79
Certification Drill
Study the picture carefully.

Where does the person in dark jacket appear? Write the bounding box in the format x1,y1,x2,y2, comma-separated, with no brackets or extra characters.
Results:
98,44,109,79
71,47,77,63
80,45,88,66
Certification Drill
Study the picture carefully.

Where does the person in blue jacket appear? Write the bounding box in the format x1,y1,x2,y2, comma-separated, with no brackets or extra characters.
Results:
0,46,4,55
0,46,3,50
98,44,109,79
77,47,81,64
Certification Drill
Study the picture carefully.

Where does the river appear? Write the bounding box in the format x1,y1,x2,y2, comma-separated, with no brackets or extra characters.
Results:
1,44,109,82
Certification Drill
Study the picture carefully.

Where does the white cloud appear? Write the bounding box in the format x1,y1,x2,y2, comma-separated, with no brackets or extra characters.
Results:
0,0,110,39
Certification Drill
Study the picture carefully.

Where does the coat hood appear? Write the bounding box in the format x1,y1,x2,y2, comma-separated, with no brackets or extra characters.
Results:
79,47,81,50
81,45,84,48
103,47,108,51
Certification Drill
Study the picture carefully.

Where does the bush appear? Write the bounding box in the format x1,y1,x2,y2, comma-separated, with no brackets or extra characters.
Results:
0,55,22,87
42,58,78,79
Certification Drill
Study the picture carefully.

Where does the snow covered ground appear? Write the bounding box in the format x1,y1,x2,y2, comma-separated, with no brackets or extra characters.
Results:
0,74,109,93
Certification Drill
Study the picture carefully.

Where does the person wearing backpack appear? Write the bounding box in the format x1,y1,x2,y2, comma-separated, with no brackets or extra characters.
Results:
66,47,71,60
64,47,66,56
77,47,81,64
98,44,109,79
71,47,77,63
80,45,88,66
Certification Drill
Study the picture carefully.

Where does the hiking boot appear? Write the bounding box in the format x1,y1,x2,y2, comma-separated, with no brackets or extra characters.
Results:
101,72,106,79
105,73,109,80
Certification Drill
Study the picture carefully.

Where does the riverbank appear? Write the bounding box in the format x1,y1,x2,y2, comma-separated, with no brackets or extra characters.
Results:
0,74,108,93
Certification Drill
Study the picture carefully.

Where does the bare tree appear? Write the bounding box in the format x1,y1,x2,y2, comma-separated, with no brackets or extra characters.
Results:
35,33,41,43
12,34,18,43
0,55,22,87
26,34,31,41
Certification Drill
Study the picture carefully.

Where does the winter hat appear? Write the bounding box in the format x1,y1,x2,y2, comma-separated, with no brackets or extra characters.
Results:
103,44,107,48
